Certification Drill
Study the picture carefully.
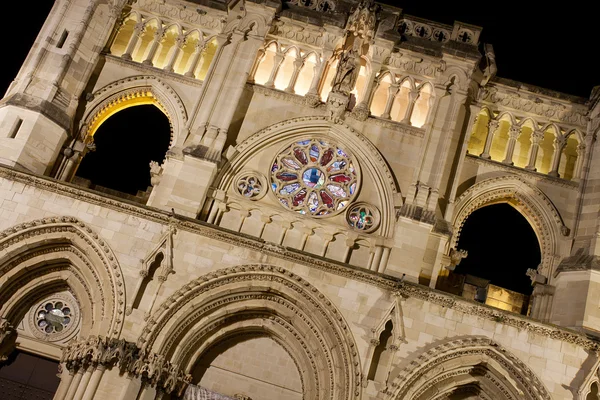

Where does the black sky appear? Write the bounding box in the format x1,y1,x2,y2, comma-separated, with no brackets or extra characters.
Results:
1,1,598,98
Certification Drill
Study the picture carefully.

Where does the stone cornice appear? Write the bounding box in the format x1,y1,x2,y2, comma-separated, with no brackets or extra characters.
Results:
0,166,599,351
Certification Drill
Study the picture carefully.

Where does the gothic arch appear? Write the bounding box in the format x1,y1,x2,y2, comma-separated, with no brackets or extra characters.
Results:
215,116,400,237
0,217,126,338
79,75,188,145
385,336,551,400
452,175,567,277
138,264,361,400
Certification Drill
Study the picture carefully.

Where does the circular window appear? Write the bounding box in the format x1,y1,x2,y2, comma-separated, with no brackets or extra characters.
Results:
29,293,79,342
346,203,379,232
235,172,266,200
270,139,358,217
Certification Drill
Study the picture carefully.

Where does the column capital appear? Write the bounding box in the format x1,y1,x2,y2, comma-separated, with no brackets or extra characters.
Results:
508,125,521,139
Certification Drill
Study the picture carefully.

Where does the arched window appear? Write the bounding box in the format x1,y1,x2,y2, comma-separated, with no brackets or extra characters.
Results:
319,56,339,102
350,58,368,107
410,83,432,127
132,19,160,63
152,25,180,69
513,121,534,168
294,53,318,96
174,31,201,75
74,105,171,196
367,320,393,382
390,80,412,122
466,109,491,156
588,382,600,400
110,14,138,57
370,73,393,117
274,47,298,91
489,117,511,162
559,134,579,180
195,38,218,81
131,252,164,311
253,42,278,86
535,127,557,174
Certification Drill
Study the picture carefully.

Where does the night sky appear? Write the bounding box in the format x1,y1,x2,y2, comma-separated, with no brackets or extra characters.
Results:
0,2,591,291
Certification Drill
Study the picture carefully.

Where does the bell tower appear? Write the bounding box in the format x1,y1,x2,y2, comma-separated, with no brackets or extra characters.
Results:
0,0,124,174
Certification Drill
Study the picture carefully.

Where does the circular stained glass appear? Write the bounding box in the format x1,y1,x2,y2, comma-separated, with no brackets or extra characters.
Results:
36,301,72,335
346,203,379,232
270,139,359,216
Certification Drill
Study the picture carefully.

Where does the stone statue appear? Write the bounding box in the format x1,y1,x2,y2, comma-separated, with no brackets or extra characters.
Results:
332,49,360,95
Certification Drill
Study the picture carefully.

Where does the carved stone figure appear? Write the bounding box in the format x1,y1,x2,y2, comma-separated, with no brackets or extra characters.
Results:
331,49,360,95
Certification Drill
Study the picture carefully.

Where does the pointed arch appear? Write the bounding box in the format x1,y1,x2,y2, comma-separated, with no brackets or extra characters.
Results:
212,116,400,237
138,264,360,400
386,336,551,400
0,217,126,338
452,175,567,278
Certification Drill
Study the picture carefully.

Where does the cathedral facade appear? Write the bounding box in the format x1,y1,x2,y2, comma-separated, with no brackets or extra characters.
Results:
1,0,600,399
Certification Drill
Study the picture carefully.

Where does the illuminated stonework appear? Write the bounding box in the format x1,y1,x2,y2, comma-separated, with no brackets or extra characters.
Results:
270,139,358,216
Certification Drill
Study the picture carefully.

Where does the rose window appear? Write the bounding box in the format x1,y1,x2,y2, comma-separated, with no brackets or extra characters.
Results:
271,139,358,216
36,301,72,334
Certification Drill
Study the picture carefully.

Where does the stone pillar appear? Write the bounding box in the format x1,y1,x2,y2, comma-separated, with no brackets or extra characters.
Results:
525,129,544,170
479,119,499,159
184,41,206,78
142,29,165,66
380,84,399,120
573,142,587,182
370,246,384,271
502,125,521,165
401,89,419,125
307,50,332,97
72,365,93,400
378,247,391,273
164,35,185,73
264,51,284,88
63,368,84,400
121,22,144,60
285,56,305,93
548,136,565,177
54,366,74,400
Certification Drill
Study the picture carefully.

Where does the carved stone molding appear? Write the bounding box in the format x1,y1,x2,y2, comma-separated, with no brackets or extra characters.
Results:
62,336,191,396
0,318,16,363
268,19,326,48
134,0,225,33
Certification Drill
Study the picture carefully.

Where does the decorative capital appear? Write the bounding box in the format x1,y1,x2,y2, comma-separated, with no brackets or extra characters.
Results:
487,120,499,132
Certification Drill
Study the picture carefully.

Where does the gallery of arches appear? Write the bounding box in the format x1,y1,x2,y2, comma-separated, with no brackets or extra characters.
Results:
1,0,600,399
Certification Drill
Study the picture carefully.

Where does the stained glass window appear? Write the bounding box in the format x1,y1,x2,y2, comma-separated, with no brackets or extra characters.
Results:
36,301,72,334
271,139,358,216
347,203,379,232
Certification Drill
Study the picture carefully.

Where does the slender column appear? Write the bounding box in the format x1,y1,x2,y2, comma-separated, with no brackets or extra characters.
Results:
121,22,144,60
72,366,93,400
525,129,543,170
278,222,291,245
247,50,265,84
573,143,587,182
320,234,334,257
343,239,354,263
142,29,164,66
184,41,206,78
117,375,142,400
285,57,305,93
307,50,332,96
378,247,391,273
164,35,185,73
264,52,284,88
53,366,74,400
355,65,380,109
502,125,521,165
548,136,565,177
206,199,220,224
81,365,105,400
479,120,499,159
380,84,399,119
401,89,419,125
64,368,84,400
370,246,384,271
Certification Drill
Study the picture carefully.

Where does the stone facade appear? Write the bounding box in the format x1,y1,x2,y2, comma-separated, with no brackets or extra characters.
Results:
1,0,600,399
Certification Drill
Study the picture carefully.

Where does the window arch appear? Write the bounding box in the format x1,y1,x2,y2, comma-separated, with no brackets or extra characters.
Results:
274,47,299,91
109,13,139,57
152,24,181,69
559,133,580,180
131,19,160,63
294,52,319,96
535,126,558,174
369,73,393,117
513,120,535,168
253,42,278,86
410,83,432,127
466,109,491,156
173,30,201,75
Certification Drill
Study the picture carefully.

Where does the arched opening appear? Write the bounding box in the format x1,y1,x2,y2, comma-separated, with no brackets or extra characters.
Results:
189,333,303,400
367,320,393,383
370,73,393,117
0,351,60,399
390,80,412,122
466,109,491,156
441,204,541,315
74,105,171,196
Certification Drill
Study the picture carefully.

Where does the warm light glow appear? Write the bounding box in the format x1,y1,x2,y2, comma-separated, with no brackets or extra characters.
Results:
370,74,392,117
466,111,490,156
410,84,432,128
489,119,510,162
253,43,277,85
485,284,527,314
274,48,298,91
174,33,200,75
513,124,533,168
294,53,318,96
350,62,368,105
195,39,217,81
132,21,159,62
110,16,137,57
152,27,179,69
320,58,338,102
559,134,579,180
87,93,168,139
535,128,556,174
390,80,411,122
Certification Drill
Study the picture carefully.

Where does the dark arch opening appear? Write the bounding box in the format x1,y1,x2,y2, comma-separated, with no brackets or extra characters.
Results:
439,204,541,315
75,105,171,196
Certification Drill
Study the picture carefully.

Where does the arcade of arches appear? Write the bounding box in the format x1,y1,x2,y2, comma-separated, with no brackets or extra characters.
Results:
2,0,600,399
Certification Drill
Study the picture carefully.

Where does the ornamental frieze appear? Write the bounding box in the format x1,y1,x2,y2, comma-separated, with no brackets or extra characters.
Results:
135,0,225,32
268,20,326,48
385,53,444,79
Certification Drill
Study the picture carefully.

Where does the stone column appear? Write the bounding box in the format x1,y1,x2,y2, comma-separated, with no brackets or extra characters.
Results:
502,125,521,165
479,120,499,159
184,41,206,78
378,247,391,273
164,35,185,73
285,56,305,93
573,142,587,182
264,51,284,88
354,62,381,113
121,22,144,60
525,129,544,170
63,368,84,400
370,246,384,271
307,50,332,97
401,89,419,125
53,366,74,400
72,365,93,400
380,84,399,120
548,136,565,177
81,365,105,400
142,29,165,66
